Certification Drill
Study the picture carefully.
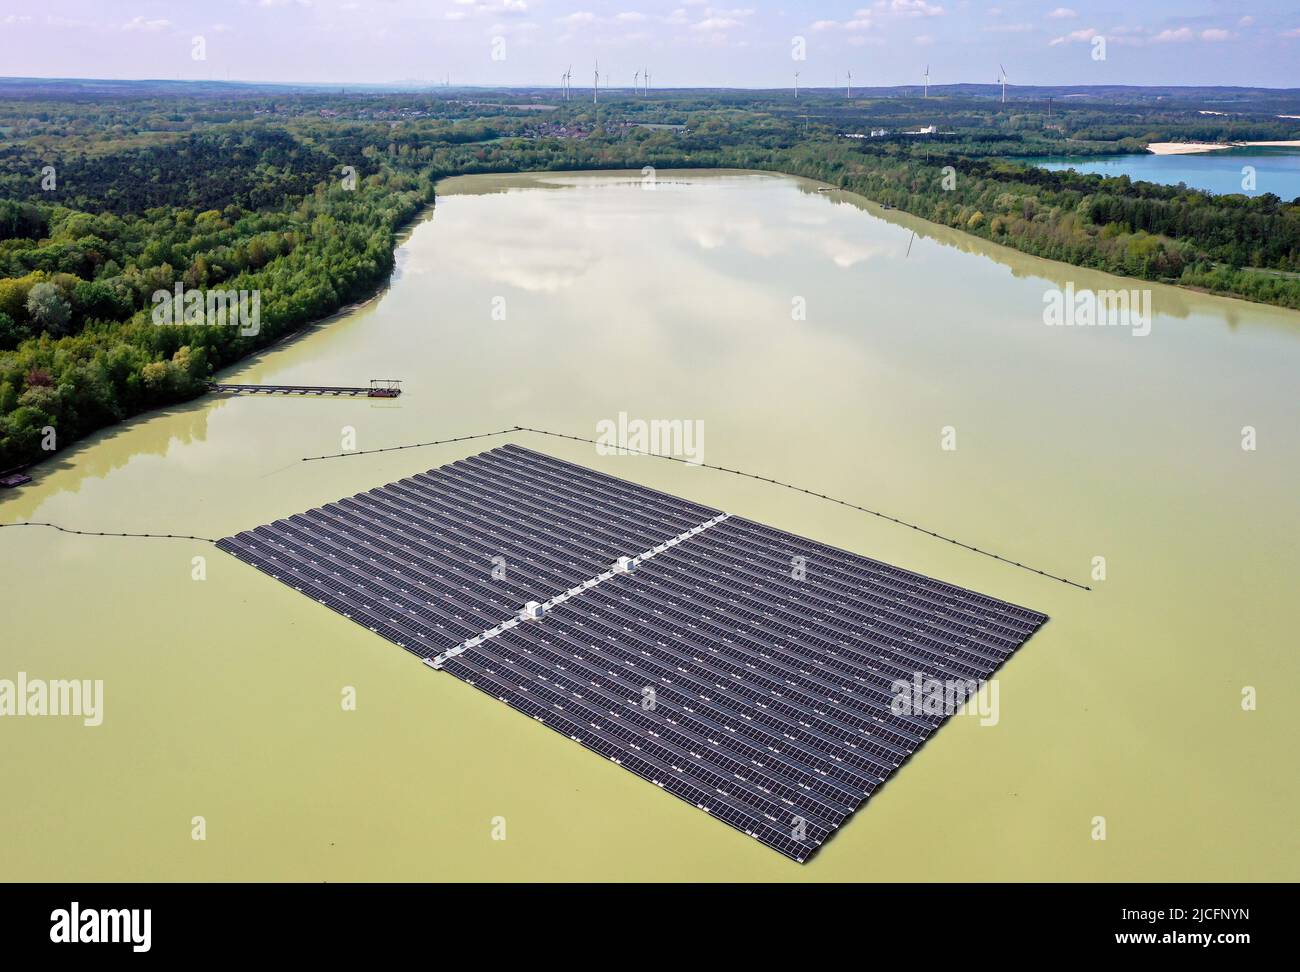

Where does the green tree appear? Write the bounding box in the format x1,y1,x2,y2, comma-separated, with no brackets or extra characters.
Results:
0,311,27,351
26,282,72,336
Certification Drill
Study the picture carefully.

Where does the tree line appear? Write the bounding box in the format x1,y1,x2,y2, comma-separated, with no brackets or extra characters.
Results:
1,87,1298,469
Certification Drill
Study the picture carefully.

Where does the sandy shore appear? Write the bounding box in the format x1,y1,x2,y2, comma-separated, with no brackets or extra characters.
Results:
1146,142,1233,155
1146,140,1300,155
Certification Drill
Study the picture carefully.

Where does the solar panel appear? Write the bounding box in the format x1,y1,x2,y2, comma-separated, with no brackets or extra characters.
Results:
217,444,1047,861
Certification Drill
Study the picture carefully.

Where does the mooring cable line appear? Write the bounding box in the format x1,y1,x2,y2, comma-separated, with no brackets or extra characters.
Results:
4,425,1088,590
0,521,217,543
0,430,516,543
0,433,519,545
293,422,1091,592
301,428,518,461
515,426,1091,591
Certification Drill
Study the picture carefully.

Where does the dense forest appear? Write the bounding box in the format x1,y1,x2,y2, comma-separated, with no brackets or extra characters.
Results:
1,82,1298,470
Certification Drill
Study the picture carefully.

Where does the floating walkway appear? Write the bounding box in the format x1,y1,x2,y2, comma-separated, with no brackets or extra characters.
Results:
208,379,401,398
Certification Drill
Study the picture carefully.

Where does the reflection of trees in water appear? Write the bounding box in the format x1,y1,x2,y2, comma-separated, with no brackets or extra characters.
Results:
6,170,1295,526
462,169,1292,337
816,182,1294,329
437,172,581,197
1,396,217,519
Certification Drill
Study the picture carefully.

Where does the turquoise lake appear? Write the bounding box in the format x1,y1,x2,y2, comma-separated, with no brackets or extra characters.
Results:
1025,148,1300,199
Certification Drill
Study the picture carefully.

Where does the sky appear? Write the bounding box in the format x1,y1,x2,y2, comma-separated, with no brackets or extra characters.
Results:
1,1,1298,88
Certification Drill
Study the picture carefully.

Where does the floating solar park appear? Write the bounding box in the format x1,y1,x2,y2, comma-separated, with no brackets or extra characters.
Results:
217,444,1048,862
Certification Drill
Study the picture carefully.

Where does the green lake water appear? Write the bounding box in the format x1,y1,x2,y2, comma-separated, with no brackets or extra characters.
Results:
3,170,1297,881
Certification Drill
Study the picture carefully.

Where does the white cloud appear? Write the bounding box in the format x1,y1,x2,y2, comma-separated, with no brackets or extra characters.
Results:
1103,25,1148,46
457,0,529,16
1200,28,1231,42
1048,27,1098,46
874,0,944,18
1048,7,1077,18
1151,27,1195,43
693,17,741,30
614,11,648,22
812,15,873,33
122,16,172,31
557,11,595,25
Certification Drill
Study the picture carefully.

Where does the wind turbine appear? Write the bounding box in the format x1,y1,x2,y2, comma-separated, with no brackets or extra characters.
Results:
998,64,1008,104
593,59,599,104
634,69,640,95
846,68,852,99
645,68,650,94
794,70,800,99
923,64,930,98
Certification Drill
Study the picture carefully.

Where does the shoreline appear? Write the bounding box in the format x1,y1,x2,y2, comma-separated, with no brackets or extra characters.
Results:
1146,140,1300,155
5,165,1300,484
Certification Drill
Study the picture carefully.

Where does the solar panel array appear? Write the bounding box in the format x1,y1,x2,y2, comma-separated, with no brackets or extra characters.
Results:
218,444,1048,861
